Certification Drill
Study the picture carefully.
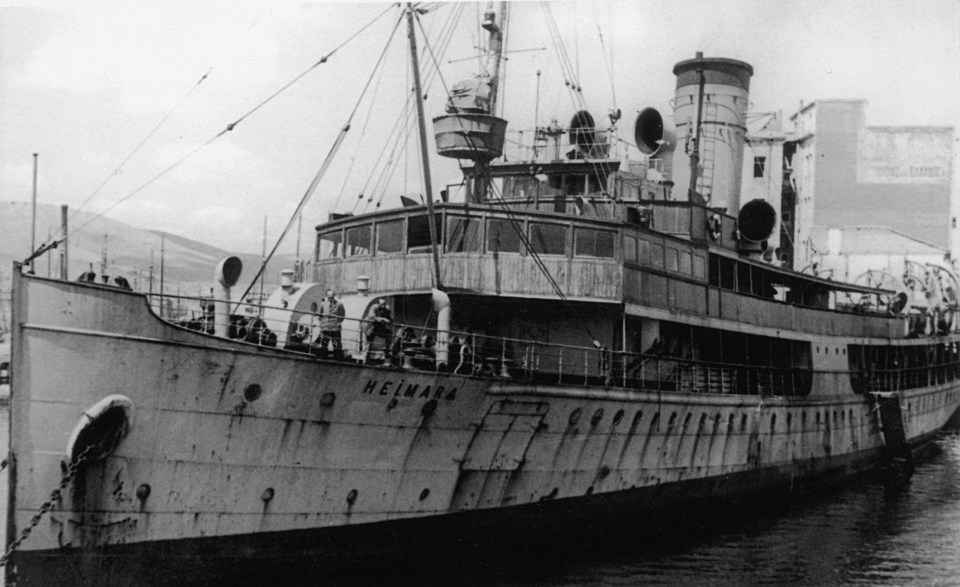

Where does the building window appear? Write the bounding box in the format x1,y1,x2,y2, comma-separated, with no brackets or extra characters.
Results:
753,156,767,178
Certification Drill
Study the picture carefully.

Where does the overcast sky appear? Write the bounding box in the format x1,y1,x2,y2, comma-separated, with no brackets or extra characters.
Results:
1,0,958,255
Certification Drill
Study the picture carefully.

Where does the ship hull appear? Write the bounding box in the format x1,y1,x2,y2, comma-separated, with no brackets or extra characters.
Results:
7,271,960,585
10,432,939,587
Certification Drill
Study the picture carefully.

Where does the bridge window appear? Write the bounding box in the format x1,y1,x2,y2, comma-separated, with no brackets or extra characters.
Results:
345,225,371,257
376,220,404,254
529,222,567,256
447,216,482,253
487,218,522,253
623,235,637,263
407,214,442,253
650,243,664,269
317,230,343,260
680,251,692,275
575,228,615,258
666,247,679,272
638,239,650,265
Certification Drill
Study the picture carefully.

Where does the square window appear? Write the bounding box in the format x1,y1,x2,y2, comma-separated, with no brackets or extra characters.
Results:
529,223,567,255
447,216,482,252
753,156,767,178
345,225,371,257
487,219,522,253
376,220,404,254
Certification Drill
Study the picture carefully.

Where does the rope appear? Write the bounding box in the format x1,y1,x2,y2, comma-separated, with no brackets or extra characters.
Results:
237,12,405,305
21,4,397,266
69,69,211,229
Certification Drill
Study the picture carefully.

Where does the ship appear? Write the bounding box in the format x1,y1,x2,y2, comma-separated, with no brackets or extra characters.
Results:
6,3,960,585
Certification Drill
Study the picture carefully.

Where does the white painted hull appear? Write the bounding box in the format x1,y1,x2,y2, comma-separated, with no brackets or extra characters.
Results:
7,272,960,584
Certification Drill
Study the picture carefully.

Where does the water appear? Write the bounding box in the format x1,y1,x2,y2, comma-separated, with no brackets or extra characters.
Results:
1,406,958,586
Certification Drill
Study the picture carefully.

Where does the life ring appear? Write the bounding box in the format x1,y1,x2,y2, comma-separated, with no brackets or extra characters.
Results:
707,214,722,241
65,394,134,462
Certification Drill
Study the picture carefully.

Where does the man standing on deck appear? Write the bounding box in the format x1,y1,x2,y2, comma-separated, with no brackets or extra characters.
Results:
364,297,394,365
318,289,345,360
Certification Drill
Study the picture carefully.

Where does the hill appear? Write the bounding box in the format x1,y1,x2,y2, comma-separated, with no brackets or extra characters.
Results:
0,201,300,301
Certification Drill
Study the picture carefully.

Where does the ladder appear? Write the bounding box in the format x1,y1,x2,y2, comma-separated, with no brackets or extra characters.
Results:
696,101,719,200
870,392,915,479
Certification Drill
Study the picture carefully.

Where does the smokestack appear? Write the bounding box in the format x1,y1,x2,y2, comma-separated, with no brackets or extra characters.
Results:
670,53,753,213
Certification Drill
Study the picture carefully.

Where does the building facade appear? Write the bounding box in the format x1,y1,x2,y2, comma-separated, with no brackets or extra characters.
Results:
789,100,955,270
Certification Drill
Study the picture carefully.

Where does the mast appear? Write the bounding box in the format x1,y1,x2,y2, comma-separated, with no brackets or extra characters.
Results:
29,153,38,273
159,234,165,317
406,3,442,289
259,215,267,306
483,2,507,117
688,62,706,202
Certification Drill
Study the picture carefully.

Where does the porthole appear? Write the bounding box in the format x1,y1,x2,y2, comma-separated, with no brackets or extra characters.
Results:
631,411,643,428
591,408,604,427
569,408,582,426
612,409,625,426
243,384,263,402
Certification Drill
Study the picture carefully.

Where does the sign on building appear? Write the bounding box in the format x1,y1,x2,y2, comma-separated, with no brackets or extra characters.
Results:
857,127,953,185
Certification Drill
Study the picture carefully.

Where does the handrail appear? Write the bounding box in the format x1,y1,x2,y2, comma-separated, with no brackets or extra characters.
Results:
143,291,817,397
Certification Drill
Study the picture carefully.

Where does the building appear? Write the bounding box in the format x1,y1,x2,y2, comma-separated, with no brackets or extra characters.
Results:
789,100,955,271
741,112,789,264
810,225,950,284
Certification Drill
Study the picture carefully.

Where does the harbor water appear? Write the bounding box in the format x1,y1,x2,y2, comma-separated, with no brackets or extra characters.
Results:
1,407,957,585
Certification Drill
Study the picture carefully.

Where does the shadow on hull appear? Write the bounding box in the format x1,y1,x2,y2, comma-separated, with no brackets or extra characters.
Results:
12,436,948,587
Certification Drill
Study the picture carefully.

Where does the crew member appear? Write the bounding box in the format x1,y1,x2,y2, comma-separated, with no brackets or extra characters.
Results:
364,297,394,364
318,289,346,359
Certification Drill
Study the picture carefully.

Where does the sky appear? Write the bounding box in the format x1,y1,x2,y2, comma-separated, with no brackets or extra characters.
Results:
1,0,958,256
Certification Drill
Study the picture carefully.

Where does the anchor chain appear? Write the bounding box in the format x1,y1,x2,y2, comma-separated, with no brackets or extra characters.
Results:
0,440,104,567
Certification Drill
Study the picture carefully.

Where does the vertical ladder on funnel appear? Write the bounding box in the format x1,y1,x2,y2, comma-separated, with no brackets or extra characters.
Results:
870,391,915,479
696,101,718,200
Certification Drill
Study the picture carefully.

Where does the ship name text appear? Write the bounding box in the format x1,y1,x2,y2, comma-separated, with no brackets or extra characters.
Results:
361,378,457,401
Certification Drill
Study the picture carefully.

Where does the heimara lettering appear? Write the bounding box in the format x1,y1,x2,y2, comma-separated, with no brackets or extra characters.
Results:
361,378,457,401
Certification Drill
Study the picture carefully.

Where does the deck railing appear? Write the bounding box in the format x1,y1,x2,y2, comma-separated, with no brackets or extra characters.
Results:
146,292,813,396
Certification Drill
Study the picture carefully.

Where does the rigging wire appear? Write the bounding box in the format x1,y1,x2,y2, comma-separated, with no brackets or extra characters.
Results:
364,2,462,212
237,11,405,304
69,69,211,229
24,3,398,263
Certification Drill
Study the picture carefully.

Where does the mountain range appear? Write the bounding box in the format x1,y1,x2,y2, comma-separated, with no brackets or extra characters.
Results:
0,201,300,302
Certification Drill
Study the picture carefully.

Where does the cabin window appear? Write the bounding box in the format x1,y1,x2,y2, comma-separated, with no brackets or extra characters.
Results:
529,222,567,256
588,173,608,194
487,218,522,253
650,242,664,269
666,247,679,272
447,216,482,253
637,239,650,265
693,255,706,279
407,214,442,253
345,225,371,257
549,174,586,196
623,235,637,263
575,228,615,258
753,156,766,178
317,230,343,260
376,220,404,254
